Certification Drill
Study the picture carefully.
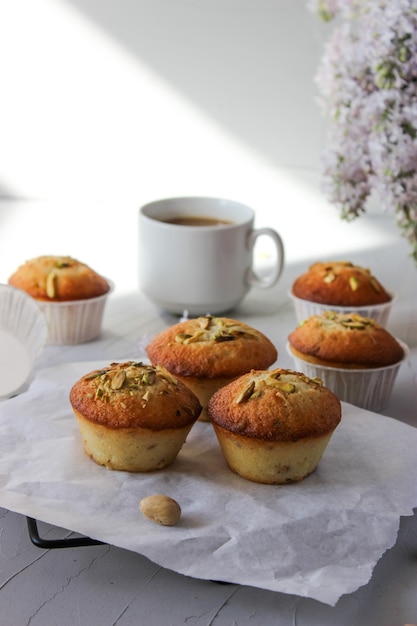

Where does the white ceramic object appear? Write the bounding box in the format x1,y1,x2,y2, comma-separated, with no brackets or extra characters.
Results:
0,284,48,399
38,280,114,345
288,291,396,327
286,340,408,413
138,197,285,315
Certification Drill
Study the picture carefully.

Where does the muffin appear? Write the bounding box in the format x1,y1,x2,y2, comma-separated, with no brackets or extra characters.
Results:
289,261,393,325
8,255,110,301
146,315,278,421
8,255,112,344
208,368,342,484
69,361,202,472
287,311,406,411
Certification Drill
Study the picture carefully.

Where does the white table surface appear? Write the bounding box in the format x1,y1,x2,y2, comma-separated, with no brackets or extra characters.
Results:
0,226,416,625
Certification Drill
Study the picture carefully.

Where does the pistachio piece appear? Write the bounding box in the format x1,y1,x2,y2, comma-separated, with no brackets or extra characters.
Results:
342,321,366,330
326,311,338,319
271,381,296,393
199,316,211,329
142,389,151,402
175,333,193,343
311,377,323,385
323,271,336,283
214,333,235,342
236,380,255,404
139,494,181,526
268,370,281,379
158,369,178,386
140,370,156,385
349,276,360,291
111,369,126,390
46,271,57,298
369,277,382,293
181,330,206,344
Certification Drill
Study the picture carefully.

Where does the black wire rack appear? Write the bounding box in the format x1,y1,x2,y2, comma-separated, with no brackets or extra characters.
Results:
26,517,105,549
25,517,231,585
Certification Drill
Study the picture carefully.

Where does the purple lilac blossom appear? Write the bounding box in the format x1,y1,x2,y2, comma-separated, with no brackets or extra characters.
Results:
308,0,417,261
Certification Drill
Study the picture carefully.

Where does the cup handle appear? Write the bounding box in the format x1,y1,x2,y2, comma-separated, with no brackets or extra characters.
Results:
245,228,285,289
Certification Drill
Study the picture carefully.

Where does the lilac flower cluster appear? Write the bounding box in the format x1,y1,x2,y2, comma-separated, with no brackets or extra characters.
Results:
308,0,417,261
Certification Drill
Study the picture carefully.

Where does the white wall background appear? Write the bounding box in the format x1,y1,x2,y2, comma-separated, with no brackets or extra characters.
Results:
0,0,404,293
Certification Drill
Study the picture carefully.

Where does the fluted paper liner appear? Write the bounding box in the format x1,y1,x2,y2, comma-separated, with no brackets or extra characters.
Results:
0,285,48,398
38,280,114,345
287,340,407,412
288,291,396,327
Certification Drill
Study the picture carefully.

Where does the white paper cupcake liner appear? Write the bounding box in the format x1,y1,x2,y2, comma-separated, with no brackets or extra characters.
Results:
38,280,114,345
288,291,396,327
0,284,48,398
286,340,408,413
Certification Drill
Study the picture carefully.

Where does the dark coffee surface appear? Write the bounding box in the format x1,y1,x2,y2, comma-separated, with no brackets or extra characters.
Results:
160,216,233,226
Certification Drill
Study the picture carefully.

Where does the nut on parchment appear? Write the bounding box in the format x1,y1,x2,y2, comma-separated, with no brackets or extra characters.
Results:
139,494,181,526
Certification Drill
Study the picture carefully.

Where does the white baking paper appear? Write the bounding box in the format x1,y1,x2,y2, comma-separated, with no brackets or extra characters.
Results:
0,361,416,606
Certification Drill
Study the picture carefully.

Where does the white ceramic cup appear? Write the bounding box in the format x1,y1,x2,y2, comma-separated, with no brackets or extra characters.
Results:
138,197,284,315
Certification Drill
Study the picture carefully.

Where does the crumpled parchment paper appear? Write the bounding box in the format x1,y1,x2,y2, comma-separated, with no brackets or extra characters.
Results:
0,361,416,606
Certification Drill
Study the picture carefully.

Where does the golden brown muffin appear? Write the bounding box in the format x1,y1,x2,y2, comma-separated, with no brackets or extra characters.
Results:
291,261,391,307
146,316,278,421
208,368,341,484
288,311,404,369
69,361,201,471
8,255,109,301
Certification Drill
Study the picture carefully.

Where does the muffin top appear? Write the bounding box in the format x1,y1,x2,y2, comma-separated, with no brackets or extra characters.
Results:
288,311,404,369
69,361,202,429
8,255,109,301
146,316,278,379
291,261,391,306
208,368,341,441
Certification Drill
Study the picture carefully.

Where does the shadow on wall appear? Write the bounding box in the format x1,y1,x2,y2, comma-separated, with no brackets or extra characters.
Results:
61,0,328,171
0,182,22,200
0,0,331,208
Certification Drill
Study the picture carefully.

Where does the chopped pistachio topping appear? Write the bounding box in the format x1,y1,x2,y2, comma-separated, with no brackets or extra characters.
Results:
140,370,156,385
235,369,318,404
349,276,360,291
323,271,336,283
175,333,193,343
175,316,259,345
341,320,368,329
235,380,255,404
369,276,382,293
142,390,151,402
83,361,178,402
111,370,126,390
200,316,211,330
270,381,296,393
46,271,57,298
320,311,375,330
